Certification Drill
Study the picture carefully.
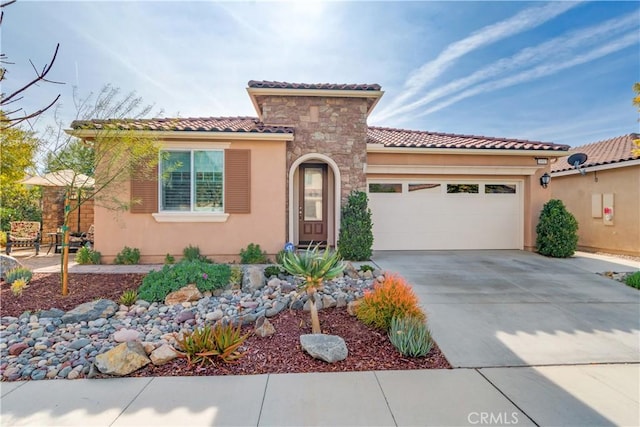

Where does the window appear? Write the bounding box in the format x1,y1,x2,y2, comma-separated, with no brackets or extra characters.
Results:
447,184,478,194
369,183,402,193
161,150,223,212
409,183,441,193
485,184,516,194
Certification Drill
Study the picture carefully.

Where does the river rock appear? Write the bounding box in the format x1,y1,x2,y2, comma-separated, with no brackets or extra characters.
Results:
347,300,361,316
38,308,65,319
150,344,178,365
113,328,140,343
165,284,202,306
300,334,348,363
8,342,28,356
95,342,150,376
254,316,276,338
61,299,118,324
242,266,265,292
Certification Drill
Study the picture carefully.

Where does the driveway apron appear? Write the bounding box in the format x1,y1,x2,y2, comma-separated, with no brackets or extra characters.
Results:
372,250,640,368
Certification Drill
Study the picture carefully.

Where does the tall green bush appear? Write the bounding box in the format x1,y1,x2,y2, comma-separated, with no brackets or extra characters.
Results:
337,191,373,261
536,199,578,258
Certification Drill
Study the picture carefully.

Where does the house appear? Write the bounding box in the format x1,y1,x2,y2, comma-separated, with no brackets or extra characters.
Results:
550,134,640,256
69,80,570,263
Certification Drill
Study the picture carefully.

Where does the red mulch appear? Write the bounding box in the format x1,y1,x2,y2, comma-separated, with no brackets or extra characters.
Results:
1,274,451,377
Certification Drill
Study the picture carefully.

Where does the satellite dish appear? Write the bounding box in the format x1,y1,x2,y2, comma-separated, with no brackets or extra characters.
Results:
567,152,588,176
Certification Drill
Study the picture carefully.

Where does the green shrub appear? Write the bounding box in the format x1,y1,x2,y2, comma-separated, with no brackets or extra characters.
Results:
275,249,287,265
119,289,138,306
625,271,640,289
114,246,141,265
388,316,433,357
240,243,267,264
164,253,175,265
182,245,210,263
536,199,578,258
264,265,284,278
338,191,373,261
5,267,33,285
138,260,231,302
75,245,101,265
175,323,250,366
359,264,375,272
0,232,6,247
356,274,425,331
229,266,243,287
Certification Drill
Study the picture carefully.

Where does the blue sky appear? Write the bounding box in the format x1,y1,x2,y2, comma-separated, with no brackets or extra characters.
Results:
4,1,639,147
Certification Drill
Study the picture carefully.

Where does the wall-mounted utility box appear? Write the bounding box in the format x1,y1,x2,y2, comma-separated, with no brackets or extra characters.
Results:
591,193,602,218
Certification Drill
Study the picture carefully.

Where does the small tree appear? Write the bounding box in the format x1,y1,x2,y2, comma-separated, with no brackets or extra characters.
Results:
536,199,578,258
281,245,345,334
337,190,373,261
43,85,161,295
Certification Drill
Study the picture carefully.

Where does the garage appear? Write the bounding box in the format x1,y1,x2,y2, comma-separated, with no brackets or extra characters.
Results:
369,180,523,250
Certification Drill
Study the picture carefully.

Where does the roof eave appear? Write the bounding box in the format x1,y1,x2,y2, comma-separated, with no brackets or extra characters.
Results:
66,129,294,141
551,158,640,175
366,144,569,156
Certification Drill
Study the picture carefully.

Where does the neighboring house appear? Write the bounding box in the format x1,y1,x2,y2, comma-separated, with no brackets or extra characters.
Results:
551,134,640,256
69,80,570,263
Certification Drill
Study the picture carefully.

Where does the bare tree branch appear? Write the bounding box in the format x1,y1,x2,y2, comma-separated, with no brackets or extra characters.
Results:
1,0,63,128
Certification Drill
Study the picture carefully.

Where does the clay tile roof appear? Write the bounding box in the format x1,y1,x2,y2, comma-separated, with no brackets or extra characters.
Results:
367,126,569,151
551,133,640,173
248,80,382,91
70,116,294,134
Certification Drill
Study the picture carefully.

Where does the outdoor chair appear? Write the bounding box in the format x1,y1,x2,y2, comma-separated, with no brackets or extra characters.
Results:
5,221,41,255
83,224,94,246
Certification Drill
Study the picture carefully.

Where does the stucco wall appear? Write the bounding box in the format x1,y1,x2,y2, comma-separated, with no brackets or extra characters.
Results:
367,151,553,251
551,166,640,256
94,139,287,263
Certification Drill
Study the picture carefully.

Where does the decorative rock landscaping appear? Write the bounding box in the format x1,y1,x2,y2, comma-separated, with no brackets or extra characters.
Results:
0,271,378,381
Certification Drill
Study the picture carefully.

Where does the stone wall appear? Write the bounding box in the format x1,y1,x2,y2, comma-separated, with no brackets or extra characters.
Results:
261,96,369,202
41,186,94,236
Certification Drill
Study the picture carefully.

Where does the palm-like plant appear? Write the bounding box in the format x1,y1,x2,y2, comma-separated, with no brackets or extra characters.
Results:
281,244,345,334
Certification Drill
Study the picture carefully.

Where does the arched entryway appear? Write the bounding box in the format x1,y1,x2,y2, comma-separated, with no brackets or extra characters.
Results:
288,154,341,247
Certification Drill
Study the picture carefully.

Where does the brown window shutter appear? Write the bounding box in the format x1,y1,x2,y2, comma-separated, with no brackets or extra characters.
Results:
225,149,251,214
130,164,158,213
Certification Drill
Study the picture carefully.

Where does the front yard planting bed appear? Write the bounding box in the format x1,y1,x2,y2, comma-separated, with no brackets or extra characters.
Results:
0,273,450,381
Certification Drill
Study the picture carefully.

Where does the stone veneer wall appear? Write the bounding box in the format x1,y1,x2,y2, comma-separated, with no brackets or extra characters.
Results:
260,96,369,202
41,186,94,236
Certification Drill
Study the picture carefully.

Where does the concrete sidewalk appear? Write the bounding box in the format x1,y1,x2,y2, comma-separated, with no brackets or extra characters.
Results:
2,364,638,426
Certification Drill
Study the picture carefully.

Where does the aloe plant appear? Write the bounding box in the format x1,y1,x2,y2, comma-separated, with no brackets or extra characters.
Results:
281,244,345,334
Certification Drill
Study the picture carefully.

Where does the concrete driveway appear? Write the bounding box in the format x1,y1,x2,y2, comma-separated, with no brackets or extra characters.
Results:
373,250,640,368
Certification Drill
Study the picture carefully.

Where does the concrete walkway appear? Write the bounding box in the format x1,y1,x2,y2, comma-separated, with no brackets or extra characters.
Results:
1,251,639,426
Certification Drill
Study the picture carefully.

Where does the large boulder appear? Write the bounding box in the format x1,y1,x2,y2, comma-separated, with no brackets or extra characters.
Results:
300,334,348,363
61,299,118,324
165,284,202,306
242,266,265,292
95,342,150,376
0,255,22,280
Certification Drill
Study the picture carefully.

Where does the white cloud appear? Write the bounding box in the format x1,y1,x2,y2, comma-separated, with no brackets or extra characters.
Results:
410,31,638,119
373,1,582,121
374,12,638,123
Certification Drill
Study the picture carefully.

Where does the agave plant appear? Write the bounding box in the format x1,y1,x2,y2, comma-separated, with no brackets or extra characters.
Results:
281,244,345,334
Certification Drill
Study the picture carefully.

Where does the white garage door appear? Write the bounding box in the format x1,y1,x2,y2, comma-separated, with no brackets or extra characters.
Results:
369,181,523,250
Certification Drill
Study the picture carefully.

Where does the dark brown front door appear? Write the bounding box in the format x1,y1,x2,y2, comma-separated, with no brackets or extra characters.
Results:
299,163,328,243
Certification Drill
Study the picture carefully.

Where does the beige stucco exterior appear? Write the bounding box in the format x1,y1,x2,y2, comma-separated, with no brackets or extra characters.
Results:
95,138,288,263
551,164,640,256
